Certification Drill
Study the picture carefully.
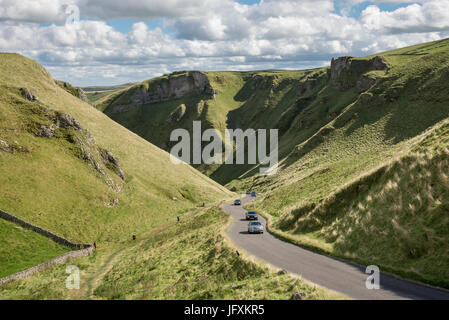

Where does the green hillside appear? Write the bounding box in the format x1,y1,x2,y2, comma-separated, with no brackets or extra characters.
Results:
98,38,449,287
0,52,230,245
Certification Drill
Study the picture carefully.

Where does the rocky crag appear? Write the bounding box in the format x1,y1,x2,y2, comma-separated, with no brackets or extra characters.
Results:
108,71,216,114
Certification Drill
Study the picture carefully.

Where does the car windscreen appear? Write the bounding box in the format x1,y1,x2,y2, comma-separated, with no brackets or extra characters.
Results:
250,222,261,225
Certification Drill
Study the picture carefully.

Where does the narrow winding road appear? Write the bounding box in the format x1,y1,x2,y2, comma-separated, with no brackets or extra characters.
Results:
224,196,449,300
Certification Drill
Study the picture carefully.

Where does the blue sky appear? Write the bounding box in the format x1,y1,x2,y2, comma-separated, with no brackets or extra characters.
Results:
1,0,448,86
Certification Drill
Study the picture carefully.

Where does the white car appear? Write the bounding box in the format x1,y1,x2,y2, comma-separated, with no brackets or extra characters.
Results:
248,221,264,234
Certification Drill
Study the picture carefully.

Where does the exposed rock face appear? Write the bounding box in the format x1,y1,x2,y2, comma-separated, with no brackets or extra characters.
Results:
35,112,82,138
330,56,354,86
100,149,126,180
356,76,377,93
251,74,275,90
77,88,89,103
20,88,37,101
56,113,82,130
330,55,388,91
31,107,126,189
0,138,28,154
110,71,215,114
36,124,56,138
0,139,10,152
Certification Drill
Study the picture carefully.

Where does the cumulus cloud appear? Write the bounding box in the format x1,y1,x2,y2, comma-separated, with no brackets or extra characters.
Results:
77,0,228,20
0,0,229,23
360,0,449,33
0,0,81,24
0,0,448,85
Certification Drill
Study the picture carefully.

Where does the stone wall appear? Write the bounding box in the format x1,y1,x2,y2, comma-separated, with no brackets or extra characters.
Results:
0,246,95,286
0,208,95,286
0,209,91,249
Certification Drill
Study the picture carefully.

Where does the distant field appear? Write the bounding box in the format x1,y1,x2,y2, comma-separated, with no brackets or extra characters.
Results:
82,83,136,104
81,83,136,92
85,91,115,103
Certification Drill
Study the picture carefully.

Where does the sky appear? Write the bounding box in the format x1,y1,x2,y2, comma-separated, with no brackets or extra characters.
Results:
1,0,449,86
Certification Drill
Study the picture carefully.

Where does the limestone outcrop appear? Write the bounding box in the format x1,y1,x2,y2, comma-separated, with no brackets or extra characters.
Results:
30,106,126,189
330,56,388,90
110,71,215,114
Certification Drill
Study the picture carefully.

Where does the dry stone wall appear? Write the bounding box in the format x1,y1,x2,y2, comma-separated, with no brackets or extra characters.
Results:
0,208,95,286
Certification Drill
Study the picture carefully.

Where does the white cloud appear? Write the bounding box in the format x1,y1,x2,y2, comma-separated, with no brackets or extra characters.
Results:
0,0,448,85
78,0,227,20
0,0,69,23
360,0,449,33
0,0,229,23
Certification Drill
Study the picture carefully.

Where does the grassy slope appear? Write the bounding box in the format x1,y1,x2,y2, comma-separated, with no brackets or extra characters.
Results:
0,219,70,277
0,53,231,278
0,204,345,300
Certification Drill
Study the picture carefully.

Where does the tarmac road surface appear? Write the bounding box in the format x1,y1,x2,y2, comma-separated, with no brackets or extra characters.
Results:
224,196,449,300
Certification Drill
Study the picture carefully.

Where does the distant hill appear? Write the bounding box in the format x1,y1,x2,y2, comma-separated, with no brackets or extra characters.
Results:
81,83,136,92
80,83,136,104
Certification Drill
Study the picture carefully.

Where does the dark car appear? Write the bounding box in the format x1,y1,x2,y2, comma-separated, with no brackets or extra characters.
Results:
245,211,258,220
251,192,257,197
246,190,251,195
234,199,241,205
